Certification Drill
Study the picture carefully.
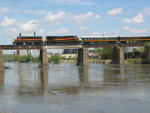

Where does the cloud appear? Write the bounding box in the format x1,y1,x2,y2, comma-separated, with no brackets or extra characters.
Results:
107,8,123,16
75,12,93,20
93,32,100,36
45,11,66,22
0,7,10,13
46,0,95,5
1,16,16,27
24,10,48,15
123,14,144,23
20,20,38,31
123,26,146,33
95,15,100,19
142,7,150,16
45,11,100,25
79,26,87,30
75,12,100,24
48,28,69,35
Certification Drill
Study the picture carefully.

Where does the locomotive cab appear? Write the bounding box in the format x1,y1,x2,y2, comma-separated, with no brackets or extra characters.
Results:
13,33,43,45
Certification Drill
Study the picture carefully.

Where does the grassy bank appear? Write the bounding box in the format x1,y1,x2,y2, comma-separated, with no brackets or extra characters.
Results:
4,54,39,63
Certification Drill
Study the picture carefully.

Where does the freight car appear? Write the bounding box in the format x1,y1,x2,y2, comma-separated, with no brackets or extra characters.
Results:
45,35,81,45
13,33,43,45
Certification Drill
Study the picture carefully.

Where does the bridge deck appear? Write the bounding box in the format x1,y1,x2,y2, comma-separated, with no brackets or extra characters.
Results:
0,43,145,50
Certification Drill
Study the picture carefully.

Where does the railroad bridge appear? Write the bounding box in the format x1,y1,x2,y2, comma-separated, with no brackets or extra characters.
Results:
0,42,149,68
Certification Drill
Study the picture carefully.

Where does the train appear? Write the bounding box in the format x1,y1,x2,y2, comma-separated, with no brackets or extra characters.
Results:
13,33,81,45
13,33,150,46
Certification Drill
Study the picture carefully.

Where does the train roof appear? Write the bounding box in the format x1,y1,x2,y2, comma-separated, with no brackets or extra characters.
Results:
121,36,150,38
80,36,118,38
20,36,42,37
81,35,150,38
46,35,77,37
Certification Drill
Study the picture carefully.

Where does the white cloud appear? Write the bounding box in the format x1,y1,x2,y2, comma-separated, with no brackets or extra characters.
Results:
93,32,100,35
24,10,48,15
95,15,100,19
123,14,144,23
45,11,66,22
46,0,95,5
21,20,38,31
52,0,79,3
0,7,10,13
38,29,45,35
1,16,16,27
107,8,123,16
48,28,69,35
142,7,150,16
75,12,93,20
79,26,87,30
123,26,146,33
75,12,100,24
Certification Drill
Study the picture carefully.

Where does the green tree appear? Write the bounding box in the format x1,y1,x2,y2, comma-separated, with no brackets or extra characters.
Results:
49,55,61,64
96,47,113,59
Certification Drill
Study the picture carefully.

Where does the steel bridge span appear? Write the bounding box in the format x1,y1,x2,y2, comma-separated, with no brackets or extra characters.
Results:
0,43,145,50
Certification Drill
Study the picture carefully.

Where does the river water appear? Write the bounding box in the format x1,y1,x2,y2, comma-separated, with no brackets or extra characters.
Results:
0,63,150,113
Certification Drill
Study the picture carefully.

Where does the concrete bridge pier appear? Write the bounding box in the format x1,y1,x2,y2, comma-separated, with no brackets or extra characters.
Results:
39,49,49,68
111,47,125,64
145,46,150,63
0,50,5,68
77,48,88,66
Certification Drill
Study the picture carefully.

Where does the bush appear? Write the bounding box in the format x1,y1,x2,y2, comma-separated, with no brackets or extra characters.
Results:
96,47,113,59
127,58,142,64
49,55,61,64
7,54,39,63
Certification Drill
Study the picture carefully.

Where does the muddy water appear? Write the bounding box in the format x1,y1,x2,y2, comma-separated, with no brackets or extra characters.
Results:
0,63,150,113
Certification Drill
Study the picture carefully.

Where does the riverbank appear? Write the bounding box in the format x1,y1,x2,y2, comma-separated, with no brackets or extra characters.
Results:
60,58,147,64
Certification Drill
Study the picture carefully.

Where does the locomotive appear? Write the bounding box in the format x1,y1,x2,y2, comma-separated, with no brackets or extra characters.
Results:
13,33,43,45
45,35,81,45
13,33,81,45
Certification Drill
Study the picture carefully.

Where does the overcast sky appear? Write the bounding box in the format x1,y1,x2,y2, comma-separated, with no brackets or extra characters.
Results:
0,0,150,45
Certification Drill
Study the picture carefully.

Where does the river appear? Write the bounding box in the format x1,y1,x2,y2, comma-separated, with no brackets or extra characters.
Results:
0,63,150,113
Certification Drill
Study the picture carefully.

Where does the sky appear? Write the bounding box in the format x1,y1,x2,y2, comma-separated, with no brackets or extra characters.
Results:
0,0,150,45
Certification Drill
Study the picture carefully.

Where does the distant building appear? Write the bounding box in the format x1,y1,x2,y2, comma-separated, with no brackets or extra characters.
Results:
16,50,40,57
124,47,144,53
63,49,78,54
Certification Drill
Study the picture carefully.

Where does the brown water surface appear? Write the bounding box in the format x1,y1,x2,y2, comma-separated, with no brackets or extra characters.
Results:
0,63,150,113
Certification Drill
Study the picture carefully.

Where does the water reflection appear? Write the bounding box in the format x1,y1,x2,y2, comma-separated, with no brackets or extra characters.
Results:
0,69,5,87
2,63,150,95
78,66,89,84
40,68,48,89
103,64,127,83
